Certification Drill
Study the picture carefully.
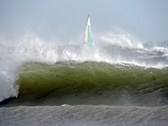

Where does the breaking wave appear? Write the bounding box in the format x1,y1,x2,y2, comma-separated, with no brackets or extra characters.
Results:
0,32,168,103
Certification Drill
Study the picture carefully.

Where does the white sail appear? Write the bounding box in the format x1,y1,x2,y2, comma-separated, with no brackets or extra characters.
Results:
84,15,94,47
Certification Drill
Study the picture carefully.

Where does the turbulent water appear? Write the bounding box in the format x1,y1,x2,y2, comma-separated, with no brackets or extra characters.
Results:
0,32,168,125
1,105,168,126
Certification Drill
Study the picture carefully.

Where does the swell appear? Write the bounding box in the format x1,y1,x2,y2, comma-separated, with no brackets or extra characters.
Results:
6,61,167,106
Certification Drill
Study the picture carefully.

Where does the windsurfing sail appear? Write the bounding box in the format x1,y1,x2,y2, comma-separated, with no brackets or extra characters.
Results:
84,15,94,47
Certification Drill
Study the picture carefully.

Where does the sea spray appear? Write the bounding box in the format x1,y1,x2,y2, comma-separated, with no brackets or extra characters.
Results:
100,32,144,49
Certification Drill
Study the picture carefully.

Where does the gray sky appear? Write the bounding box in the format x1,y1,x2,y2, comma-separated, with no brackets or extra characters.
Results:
0,0,168,42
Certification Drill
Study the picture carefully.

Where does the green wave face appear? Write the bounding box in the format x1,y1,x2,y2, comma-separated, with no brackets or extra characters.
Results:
16,61,168,106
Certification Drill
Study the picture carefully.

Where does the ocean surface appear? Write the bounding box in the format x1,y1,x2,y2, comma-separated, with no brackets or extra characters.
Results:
0,33,168,125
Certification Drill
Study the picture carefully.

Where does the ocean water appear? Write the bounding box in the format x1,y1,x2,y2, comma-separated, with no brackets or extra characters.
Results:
0,32,168,125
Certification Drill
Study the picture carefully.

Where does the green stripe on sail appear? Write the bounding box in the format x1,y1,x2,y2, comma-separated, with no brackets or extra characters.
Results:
88,26,93,45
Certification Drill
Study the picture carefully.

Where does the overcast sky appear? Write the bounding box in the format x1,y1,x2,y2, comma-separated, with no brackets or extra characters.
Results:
0,0,168,42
